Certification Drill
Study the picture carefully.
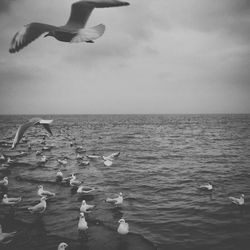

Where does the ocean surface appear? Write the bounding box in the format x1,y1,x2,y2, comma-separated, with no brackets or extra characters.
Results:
0,114,250,250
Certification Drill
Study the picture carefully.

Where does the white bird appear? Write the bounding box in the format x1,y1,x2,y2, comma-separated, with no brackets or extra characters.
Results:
77,185,95,194
0,177,8,186
11,118,53,149
199,182,213,191
117,219,129,235
229,194,245,205
79,160,90,166
78,212,88,231
103,151,120,161
58,242,68,250
2,194,21,206
57,158,68,165
28,196,47,214
9,0,130,53
39,155,47,163
7,157,15,164
0,154,6,162
76,153,83,160
36,150,42,156
37,185,55,197
70,174,82,187
104,159,113,167
80,200,95,213
56,169,63,182
0,224,16,244
106,192,123,205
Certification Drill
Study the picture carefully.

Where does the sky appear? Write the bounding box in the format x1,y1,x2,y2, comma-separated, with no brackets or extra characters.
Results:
0,0,250,114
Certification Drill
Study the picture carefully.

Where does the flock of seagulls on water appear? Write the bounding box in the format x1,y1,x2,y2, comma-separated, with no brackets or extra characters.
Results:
0,116,128,248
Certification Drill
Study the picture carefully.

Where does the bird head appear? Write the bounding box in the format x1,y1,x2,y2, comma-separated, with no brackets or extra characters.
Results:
80,212,85,217
41,196,47,201
119,192,123,196
241,194,245,198
38,185,43,189
3,194,7,199
4,177,8,180
118,219,125,223
82,200,86,204
58,242,68,250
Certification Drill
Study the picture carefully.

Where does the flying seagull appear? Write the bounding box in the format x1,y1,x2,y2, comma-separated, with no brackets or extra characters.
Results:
12,118,53,149
9,0,130,53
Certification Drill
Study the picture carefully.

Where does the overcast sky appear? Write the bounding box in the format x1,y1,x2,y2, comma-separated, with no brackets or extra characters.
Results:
0,0,250,114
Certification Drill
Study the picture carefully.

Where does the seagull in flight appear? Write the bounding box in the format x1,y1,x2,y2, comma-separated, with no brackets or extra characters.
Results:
11,118,53,149
9,0,130,53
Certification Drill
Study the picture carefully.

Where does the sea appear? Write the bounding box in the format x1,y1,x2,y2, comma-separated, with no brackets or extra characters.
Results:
0,114,250,250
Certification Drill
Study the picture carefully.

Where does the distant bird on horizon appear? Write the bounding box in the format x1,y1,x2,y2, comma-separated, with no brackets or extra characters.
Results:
9,0,130,53
11,118,53,149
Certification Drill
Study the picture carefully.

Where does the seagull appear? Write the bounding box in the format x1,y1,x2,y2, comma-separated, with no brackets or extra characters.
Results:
28,196,47,214
104,159,113,167
199,182,213,191
106,192,123,205
70,174,82,187
80,200,95,213
58,242,68,250
56,169,63,182
229,194,245,206
36,150,42,156
11,118,53,149
117,219,129,235
0,154,6,162
103,151,120,161
78,160,90,166
0,177,8,187
2,194,21,206
37,185,55,197
9,0,130,53
78,212,88,231
57,158,68,165
77,185,95,194
39,155,47,163
0,224,16,244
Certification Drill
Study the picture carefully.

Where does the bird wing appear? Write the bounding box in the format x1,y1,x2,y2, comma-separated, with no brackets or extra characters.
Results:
35,119,53,136
64,1,95,29
70,24,105,43
28,202,45,213
12,120,37,149
9,22,57,53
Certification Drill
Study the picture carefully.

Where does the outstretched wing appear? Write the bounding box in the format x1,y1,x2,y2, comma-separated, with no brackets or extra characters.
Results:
64,0,130,29
65,1,95,29
12,121,37,149
35,119,53,136
9,22,57,53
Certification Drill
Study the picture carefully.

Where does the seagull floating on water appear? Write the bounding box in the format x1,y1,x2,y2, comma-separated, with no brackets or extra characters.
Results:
0,177,8,187
117,219,129,235
199,182,213,191
37,185,55,197
2,194,21,206
106,192,123,205
57,158,68,165
58,242,68,250
39,155,47,163
77,185,95,194
0,224,16,244
11,118,53,149
229,194,245,206
9,0,130,53
28,196,47,214
78,212,88,231
56,169,63,182
70,174,82,187
80,200,95,213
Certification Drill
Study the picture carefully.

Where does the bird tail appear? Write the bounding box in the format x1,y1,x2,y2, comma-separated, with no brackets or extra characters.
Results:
70,24,105,43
